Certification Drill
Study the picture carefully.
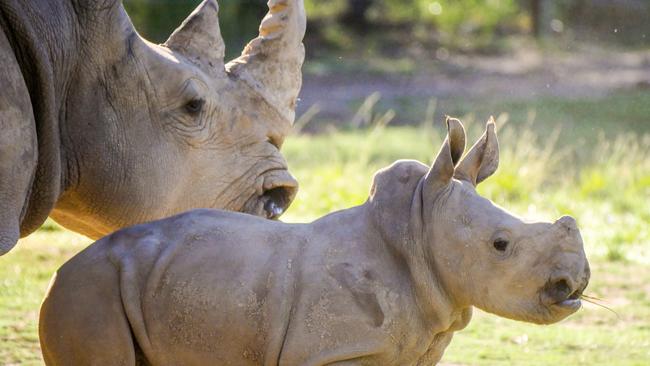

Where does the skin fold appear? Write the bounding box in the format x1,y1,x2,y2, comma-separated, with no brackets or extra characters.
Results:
39,118,590,366
0,0,305,254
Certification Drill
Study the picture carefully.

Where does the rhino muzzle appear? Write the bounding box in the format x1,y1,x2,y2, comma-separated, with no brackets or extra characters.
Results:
541,259,590,315
243,168,298,219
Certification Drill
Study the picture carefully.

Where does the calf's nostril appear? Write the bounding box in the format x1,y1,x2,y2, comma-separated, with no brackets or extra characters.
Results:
553,279,572,299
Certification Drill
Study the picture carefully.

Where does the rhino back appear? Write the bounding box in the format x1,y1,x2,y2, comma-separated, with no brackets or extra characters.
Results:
44,207,459,365
103,209,305,365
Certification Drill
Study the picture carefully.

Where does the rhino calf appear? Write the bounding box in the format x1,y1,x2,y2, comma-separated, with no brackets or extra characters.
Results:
40,118,590,366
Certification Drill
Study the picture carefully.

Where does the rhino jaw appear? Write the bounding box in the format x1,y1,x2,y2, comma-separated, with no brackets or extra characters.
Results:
243,169,298,220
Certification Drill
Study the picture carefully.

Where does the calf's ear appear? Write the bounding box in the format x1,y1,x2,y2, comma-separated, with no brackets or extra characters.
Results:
423,117,466,192
454,117,499,186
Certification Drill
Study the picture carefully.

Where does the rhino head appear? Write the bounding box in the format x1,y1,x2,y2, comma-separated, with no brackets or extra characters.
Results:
0,0,305,254
371,118,590,325
422,118,590,324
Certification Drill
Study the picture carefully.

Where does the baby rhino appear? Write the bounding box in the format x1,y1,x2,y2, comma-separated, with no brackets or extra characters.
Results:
40,118,590,366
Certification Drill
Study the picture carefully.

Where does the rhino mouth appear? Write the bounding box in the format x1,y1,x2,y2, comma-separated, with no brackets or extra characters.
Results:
554,290,582,310
243,169,298,220
541,278,586,315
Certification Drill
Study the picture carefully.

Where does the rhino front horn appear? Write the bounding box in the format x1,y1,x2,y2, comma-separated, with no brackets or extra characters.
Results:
164,0,226,74
227,0,307,124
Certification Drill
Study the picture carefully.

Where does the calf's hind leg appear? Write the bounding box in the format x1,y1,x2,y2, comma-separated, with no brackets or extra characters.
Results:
39,256,137,366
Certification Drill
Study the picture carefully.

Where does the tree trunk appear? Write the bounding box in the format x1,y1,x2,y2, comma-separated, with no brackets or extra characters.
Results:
531,0,542,37
342,0,373,28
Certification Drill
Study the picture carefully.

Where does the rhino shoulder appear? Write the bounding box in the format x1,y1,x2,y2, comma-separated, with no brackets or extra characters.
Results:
365,160,428,245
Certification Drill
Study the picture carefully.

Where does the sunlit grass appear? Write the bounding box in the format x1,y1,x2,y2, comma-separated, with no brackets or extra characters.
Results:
0,231,89,365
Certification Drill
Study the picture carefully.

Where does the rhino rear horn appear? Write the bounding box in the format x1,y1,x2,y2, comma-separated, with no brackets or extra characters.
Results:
424,117,466,193
454,117,499,186
164,0,226,74
226,0,307,124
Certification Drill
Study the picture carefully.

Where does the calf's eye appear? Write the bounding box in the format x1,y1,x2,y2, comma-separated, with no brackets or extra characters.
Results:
493,239,509,252
184,98,204,114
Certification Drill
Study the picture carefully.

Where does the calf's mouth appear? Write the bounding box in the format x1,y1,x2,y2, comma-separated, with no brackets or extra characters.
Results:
554,289,582,310
542,277,587,312
243,169,298,220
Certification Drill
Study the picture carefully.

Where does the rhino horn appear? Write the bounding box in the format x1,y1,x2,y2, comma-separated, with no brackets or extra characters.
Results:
226,0,307,124
164,0,226,74
424,117,466,192
454,117,499,186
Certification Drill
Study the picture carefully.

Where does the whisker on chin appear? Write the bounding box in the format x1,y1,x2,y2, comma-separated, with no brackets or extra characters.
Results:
579,295,621,320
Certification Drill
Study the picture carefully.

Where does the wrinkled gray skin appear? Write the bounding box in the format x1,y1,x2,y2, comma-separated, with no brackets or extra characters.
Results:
40,118,590,366
0,0,305,255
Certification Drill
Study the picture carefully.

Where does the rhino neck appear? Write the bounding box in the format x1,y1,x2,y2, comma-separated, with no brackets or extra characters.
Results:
0,0,84,235
407,179,472,331
0,0,135,236
367,162,460,331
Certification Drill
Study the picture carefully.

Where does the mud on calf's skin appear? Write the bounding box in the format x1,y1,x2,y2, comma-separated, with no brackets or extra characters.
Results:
0,0,305,255
39,117,590,365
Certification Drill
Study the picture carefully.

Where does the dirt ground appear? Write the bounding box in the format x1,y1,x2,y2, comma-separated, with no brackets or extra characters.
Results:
297,44,650,121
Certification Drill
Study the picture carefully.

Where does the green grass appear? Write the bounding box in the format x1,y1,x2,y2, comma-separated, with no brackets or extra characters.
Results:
1,92,649,365
0,232,89,365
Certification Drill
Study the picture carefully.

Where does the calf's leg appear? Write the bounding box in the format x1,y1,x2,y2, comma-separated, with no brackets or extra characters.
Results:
39,255,137,365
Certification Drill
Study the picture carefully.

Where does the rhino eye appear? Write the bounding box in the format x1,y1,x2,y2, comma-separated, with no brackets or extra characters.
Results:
493,239,509,252
184,98,204,114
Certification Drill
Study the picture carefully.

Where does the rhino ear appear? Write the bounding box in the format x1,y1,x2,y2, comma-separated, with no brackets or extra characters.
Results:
424,117,466,192
226,0,306,124
454,117,499,186
164,0,225,73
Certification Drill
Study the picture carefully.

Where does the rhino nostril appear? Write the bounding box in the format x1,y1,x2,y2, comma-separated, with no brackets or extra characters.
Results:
553,279,572,299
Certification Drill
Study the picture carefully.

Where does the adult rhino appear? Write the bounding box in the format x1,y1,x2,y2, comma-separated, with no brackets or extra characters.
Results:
0,0,305,255
40,118,590,365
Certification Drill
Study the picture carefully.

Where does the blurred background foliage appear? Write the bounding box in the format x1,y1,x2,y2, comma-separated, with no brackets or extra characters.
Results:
124,0,650,58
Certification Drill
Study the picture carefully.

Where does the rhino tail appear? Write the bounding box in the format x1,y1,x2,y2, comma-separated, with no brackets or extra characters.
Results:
112,232,185,365
115,253,156,363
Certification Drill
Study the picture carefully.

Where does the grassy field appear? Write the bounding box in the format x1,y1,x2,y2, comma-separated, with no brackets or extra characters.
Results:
1,90,649,365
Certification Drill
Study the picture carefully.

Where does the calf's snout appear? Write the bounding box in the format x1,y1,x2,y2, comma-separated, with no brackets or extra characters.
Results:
544,261,591,305
546,277,575,303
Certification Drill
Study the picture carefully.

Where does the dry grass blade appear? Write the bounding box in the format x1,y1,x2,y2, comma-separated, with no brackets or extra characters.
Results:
580,294,621,320
580,294,605,301
294,103,321,134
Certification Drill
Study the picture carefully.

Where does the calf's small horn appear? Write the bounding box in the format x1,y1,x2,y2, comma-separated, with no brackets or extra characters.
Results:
227,0,307,124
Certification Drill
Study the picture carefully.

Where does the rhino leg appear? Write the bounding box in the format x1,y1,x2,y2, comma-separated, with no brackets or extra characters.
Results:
39,252,137,365
0,27,37,254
